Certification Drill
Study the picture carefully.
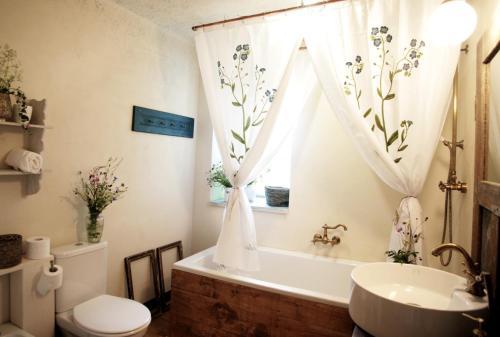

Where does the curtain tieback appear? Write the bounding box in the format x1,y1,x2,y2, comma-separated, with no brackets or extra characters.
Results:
227,186,243,217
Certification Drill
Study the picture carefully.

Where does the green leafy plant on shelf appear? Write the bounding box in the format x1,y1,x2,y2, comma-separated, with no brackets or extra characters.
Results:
0,44,29,124
206,162,232,188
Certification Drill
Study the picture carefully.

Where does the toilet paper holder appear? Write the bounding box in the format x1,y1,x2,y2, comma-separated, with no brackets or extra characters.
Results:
36,260,63,296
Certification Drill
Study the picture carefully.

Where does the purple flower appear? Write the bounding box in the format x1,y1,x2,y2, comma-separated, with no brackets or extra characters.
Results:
373,38,382,47
355,55,362,63
380,26,388,34
346,61,352,66
410,39,417,47
386,34,392,43
233,53,237,60
371,27,379,35
403,63,410,71
236,45,242,52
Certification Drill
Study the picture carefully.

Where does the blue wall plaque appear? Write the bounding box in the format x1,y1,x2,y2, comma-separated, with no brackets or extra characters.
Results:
132,106,194,138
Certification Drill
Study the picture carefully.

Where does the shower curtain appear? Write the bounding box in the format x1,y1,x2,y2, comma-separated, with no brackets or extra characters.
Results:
304,0,459,263
195,16,316,270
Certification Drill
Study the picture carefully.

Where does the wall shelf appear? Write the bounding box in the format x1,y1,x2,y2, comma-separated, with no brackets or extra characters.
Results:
0,256,52,278
0,121,51,129
0,169,40,176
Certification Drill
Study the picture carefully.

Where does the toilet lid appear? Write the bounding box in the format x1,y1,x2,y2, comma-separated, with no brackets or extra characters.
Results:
73,295,151,334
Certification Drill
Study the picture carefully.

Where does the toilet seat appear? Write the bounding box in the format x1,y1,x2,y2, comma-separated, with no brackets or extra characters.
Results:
73,295,151,336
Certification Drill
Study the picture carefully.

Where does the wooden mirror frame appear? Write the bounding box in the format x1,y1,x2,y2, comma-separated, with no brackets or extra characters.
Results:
472,25,500,332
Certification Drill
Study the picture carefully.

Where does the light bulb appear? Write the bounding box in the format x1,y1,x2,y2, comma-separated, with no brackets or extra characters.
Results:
428,0,477,46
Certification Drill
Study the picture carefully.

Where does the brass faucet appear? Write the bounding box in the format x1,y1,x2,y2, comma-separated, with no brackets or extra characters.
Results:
312,224,347,246
431,243,486,297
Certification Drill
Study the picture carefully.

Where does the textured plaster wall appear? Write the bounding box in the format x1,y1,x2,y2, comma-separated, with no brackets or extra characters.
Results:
0,0,199,305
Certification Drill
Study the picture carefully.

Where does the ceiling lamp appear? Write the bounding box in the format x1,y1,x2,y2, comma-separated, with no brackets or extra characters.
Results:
428,0,477,45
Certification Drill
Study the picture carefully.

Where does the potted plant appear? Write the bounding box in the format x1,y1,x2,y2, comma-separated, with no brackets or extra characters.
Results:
74,158,127,243
0,44,29,124
206,163,256,202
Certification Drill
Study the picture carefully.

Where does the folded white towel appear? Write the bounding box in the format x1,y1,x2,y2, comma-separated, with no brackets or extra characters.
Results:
5,148,43,174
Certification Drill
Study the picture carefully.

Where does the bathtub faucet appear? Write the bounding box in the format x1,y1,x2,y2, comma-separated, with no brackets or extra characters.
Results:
312,224,347,246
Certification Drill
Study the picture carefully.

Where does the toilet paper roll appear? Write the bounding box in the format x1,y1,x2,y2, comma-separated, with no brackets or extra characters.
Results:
25,236,50,260
36,264,63,296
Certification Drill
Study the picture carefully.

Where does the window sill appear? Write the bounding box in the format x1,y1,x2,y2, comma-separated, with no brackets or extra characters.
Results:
209,197,288,214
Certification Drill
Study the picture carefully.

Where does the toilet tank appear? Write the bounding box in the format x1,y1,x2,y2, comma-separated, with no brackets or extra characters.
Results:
52,241,108,313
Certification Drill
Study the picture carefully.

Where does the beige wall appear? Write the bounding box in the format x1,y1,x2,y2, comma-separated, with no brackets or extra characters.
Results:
0,0,199,300
191,0,498,274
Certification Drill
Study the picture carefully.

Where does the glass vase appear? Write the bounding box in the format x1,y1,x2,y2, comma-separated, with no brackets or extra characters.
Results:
87,213,104,243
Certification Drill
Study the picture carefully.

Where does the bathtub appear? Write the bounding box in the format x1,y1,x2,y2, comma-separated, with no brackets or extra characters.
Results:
170,246,361,337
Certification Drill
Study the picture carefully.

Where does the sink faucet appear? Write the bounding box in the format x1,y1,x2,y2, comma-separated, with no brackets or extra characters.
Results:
312,224,347,246
431,243,486,297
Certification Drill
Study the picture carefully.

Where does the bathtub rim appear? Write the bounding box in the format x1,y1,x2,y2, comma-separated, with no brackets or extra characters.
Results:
173,246,363,308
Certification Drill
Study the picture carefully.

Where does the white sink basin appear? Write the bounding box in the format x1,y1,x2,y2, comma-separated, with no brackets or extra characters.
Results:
349,262,488,337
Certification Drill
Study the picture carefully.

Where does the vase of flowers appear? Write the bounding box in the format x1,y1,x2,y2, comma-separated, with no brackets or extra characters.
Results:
74,158,127,243
207,163,232,202
0,44,29,123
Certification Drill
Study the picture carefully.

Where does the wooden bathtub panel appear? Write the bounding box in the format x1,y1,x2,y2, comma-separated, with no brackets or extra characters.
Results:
170,270,354,337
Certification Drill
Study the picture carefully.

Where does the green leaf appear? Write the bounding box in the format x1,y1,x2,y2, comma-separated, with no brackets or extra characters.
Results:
253,105,257,113
385,93,396,100
232,101,241,107
389,71,394,82
363,108,372,118
244,116,251,131
371,125,375,132
387,130,399,146
394,157,402,163
377,88,383,99
357,90,362,100
243,94,247,104
398,144,408,152
252,119,264,127
375,115,384,132
231,130,245,144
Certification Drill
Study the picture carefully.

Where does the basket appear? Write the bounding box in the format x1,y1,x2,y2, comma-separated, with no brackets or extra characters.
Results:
264,186,290,207
0,234,23,269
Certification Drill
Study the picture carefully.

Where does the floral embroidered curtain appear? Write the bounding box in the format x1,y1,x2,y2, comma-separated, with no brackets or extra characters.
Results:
195,17,315,270
304,0,459,263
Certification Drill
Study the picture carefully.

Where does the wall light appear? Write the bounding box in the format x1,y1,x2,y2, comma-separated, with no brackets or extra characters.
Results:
428,0,477,46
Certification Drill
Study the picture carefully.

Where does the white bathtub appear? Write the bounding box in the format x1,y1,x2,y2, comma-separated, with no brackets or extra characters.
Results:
173,246,362,308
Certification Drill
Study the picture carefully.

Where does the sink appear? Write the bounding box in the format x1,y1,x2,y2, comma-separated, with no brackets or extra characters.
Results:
349,262,488,337
0,323,35,337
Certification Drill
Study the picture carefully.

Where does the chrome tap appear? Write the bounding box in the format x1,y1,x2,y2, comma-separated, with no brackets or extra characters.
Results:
312,224,347,246
431,243,486,297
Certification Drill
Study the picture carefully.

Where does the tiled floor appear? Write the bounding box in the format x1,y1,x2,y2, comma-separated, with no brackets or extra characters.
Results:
145,310,170,337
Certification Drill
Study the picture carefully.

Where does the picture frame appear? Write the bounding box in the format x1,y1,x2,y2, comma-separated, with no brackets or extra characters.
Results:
124,249,161,314
156,240,183,308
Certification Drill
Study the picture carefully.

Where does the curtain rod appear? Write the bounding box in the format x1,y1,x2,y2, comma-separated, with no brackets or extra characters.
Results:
191,0,343,31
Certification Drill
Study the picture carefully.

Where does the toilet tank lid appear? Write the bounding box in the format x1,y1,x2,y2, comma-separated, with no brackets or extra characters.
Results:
52,241,108,258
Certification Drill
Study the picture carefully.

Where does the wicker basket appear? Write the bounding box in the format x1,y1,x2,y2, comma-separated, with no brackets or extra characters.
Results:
0,234,23,269
264,186,290,207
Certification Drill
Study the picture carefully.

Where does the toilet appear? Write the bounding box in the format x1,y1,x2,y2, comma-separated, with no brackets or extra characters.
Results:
52,241,151,337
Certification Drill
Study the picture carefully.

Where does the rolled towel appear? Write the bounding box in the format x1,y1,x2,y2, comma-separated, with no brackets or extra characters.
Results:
5,149,43,174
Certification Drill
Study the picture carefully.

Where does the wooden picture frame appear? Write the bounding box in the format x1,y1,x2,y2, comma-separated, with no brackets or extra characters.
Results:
156,241,183,308
124,249,161,313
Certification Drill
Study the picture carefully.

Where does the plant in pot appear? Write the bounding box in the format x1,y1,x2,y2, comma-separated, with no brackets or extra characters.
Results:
207,163,256,202
0,44,30,125
74,158,127,243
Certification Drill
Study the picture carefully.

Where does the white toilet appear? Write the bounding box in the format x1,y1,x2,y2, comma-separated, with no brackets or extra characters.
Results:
52,241,151,337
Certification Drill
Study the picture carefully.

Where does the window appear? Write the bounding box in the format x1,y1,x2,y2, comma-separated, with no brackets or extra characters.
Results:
210,132,292,205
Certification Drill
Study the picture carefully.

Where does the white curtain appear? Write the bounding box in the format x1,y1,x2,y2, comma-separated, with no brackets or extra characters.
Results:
195,16,316,270
304,0,459,263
